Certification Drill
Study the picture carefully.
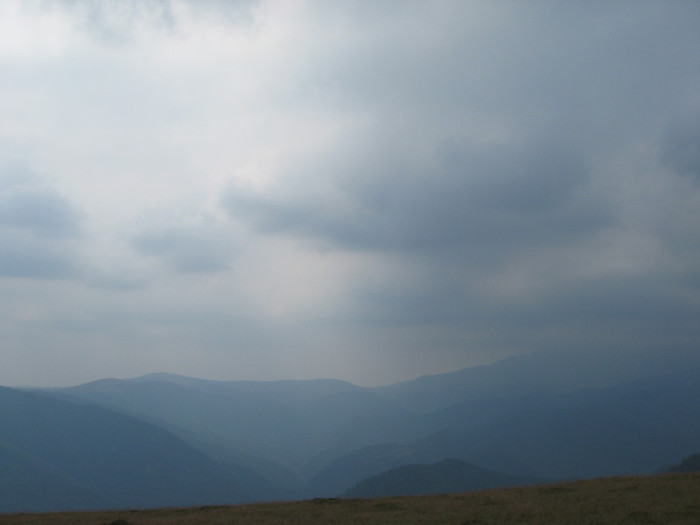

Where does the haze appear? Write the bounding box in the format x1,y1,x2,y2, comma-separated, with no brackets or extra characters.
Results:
1,1,699,388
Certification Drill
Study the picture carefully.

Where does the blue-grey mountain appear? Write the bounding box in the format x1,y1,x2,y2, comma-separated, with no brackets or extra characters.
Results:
0,387,285,513
343,458,545,498
4,348,698,511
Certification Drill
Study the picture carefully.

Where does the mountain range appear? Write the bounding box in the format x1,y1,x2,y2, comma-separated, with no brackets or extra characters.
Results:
2,347,699,512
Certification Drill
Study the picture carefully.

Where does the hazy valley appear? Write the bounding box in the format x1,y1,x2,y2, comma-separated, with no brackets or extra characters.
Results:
2,347,699,513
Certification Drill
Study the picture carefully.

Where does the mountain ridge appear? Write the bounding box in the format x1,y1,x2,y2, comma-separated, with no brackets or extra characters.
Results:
10,347,700,511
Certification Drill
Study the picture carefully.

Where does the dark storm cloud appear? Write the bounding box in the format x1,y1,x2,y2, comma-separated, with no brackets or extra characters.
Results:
221,0,699,264
223,134,609,263
219,0,700,360
131,227,233,274
304,2,699,141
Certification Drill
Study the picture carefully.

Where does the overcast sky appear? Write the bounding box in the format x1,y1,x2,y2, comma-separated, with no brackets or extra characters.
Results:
1,0,699,387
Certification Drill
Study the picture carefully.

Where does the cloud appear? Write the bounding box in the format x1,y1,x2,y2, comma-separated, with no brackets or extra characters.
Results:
49,0,258,46
218,0,700,361
0,230,78,279
222,134,609,262
0,185,82,238
131,225,235,274
1,1,699,387
0,168,82,279
662,113,700,181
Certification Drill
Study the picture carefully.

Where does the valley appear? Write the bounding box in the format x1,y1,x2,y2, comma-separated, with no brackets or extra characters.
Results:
2,348,699,512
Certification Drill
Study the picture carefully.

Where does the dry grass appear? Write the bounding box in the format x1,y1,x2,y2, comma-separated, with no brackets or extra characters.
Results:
1,473,699,525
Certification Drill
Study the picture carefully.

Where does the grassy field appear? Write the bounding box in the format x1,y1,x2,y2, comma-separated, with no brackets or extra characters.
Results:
1,473,698,525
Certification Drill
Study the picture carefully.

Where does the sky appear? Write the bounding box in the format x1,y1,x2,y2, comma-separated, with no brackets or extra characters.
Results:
1,0,699,388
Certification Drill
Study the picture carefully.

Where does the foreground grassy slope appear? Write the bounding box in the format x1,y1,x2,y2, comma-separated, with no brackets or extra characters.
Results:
1,473,698,525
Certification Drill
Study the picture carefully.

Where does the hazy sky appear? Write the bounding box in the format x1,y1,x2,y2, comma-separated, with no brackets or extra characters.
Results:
1,1,699,387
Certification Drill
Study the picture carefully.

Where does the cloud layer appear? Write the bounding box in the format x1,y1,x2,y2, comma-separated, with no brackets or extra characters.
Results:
1,0,699,387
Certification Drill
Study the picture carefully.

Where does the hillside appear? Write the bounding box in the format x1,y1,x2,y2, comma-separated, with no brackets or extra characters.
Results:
371,347,700,412
669,453,700,473
0,387,284,512
343,458,544,498
0,442,99,513
1,473,698,525
306,369,700,495
22,349,700,505
51,374,404,475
